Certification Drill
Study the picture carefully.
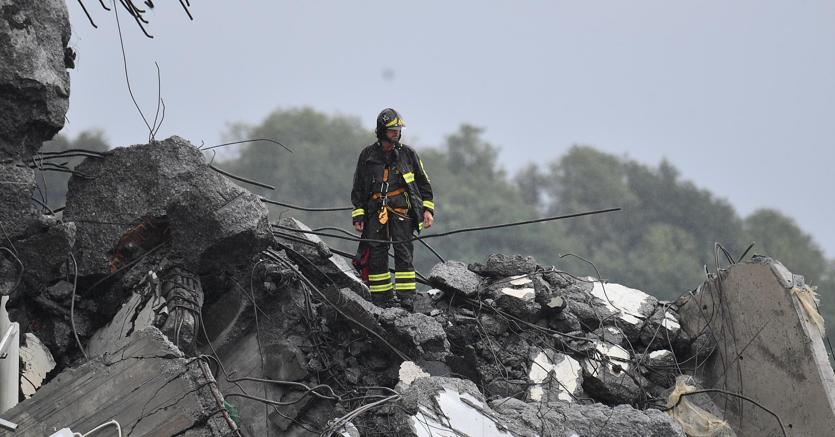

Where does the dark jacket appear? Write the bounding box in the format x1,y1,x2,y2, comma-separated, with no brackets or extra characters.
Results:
351,141,434,232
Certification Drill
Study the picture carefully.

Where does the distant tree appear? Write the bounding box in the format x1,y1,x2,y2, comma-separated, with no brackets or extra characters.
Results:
35,130,109,209
743,209,828,282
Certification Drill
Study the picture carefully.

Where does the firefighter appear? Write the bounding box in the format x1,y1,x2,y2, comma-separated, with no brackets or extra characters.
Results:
351,108,434,307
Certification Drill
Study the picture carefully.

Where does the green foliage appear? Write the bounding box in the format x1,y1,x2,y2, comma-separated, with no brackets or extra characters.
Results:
35,130,109,209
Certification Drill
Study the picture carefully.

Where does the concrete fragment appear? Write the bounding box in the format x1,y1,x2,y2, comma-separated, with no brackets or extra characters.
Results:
639,304,686,351
641,349,678,389
13,221,75,288
385,311,450,359
589,279,658,327
402,377,526,436
19,332,55,399
399,361,430,386
0,0,71,159
0,164,36,239
491,397,685,437
582,340,642,405
527,348,583,402
4,328,239,436
678,258,835,437
429,260,481,297
469,253,538,278
494,293,541,322
64,137,270,276
87,290,155,358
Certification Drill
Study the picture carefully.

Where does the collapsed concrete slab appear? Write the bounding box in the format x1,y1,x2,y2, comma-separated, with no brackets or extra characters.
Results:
0,0,72,160
491,397,686,437
678,257,835,437
64,136,271,276
3,328,239,436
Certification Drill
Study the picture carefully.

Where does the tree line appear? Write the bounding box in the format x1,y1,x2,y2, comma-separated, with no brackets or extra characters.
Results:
43,108,835,316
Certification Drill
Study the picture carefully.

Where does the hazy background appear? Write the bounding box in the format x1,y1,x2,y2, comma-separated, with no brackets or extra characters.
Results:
61,1,834,256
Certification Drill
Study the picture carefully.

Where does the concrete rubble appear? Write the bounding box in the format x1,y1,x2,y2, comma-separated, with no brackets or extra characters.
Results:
2,2,834,436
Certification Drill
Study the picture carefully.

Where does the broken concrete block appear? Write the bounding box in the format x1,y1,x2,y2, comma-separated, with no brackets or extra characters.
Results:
429,260,481,297
490,397,686,437
19,332,55,399
0,164,37,239
494,292,541,323
639,304,685,351
4,328,239,436
385,311,450,359
582,341,642,405
641,349,678,389
543,295,567,315
398,361,430,387
64,137,269,276
485,379,528,399
469,253,538,278
593,325,626,347
678,258,835,437
0,0,71,159
13,221,75,288
588,279,658,342
527,348,583,403
401,377,533,436
87,290,155,358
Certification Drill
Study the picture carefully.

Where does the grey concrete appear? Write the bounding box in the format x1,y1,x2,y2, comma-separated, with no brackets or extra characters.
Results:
86,291,155,358
469,253,538,278
18,332,55,399
3,328,239,436
678,258,835,437
491,397,686,437
0,164,36,240
0,0,71,160
64,136,270,276
429,260,481,297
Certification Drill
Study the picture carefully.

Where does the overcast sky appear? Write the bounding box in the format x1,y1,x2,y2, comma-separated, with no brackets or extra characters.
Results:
62,1,835,257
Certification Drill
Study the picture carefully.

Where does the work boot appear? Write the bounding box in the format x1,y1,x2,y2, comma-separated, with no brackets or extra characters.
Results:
396,291,415,311
370,291,395,308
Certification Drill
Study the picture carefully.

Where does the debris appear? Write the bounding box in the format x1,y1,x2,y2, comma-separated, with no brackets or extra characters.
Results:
0,0,71,160
3,328,239,436
429,260,481,296
18,333,55,399
678,258,835,437
469,253,538,278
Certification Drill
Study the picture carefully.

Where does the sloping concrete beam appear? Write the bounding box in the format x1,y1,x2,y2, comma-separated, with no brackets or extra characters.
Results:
678,258,835,436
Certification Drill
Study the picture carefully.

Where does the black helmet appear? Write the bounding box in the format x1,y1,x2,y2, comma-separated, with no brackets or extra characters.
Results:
375,108,406,142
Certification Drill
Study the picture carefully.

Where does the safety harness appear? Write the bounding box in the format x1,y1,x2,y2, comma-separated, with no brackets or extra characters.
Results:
372,167,409,225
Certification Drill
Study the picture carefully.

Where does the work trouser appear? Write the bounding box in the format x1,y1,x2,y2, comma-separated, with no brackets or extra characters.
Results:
365,195,416,300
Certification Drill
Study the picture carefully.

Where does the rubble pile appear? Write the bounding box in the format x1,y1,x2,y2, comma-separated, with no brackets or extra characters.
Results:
1,136,721,436
2,3,832,435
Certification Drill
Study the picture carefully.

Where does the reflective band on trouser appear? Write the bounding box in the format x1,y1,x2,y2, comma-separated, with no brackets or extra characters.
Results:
369,283,394,293
395,271,416,291
422,200,434,210
403,172,415,183
368,271,392,293
352,208,365,218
